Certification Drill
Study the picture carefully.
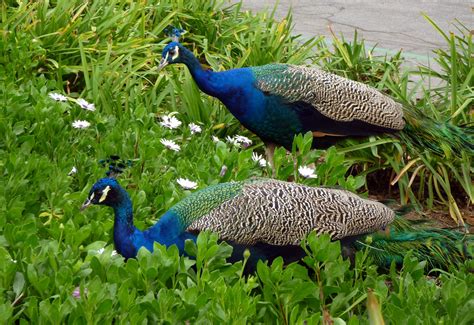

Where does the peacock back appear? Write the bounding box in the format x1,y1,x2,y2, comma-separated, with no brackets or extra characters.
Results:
252,64,405,129
171,178,395,245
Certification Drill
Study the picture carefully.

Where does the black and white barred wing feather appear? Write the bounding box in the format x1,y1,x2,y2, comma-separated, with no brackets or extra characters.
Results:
253,64,405,131
187,179,395,245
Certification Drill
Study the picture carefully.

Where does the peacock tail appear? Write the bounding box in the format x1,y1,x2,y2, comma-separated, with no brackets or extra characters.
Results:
399,106,474,158
357,224,472,269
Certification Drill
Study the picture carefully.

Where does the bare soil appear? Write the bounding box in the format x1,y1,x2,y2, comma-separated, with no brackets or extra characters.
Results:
365,168,473,232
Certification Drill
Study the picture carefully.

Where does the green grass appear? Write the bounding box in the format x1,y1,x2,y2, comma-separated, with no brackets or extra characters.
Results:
0,0,473,323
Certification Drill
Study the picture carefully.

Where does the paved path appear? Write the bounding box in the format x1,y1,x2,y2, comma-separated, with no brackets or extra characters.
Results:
234,0,472,66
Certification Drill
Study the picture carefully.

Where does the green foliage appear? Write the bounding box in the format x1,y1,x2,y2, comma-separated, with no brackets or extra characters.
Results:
316,30,404,89
0,0,472,323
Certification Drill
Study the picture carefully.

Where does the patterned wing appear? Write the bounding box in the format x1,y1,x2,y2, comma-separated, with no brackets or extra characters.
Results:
187,179,395,245
252,64,405,130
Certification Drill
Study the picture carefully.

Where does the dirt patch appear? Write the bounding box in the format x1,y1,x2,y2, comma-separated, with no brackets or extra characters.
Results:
363,168,473,232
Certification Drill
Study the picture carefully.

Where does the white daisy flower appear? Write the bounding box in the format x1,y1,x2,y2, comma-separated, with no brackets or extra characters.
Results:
160,139,180,151
76,98,96,111
234,135,252,148
252,152,267,168
212,136,220,143
160,114,182,129
226,136,240,147
176,178,198,190
96,248,118,256
72,120,91,129
298,165,317,179
68,166,78,176
226,135,253,148
189,123,202,134
48,92,67,102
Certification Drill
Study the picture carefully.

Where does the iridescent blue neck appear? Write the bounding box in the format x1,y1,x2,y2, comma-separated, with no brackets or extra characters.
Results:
110,188,197,257
112,188,140,257
180,47,223,97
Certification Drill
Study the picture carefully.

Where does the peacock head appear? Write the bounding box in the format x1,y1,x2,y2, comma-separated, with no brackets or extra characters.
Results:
158,41,187,70
81,178,123,210
159,26,187,70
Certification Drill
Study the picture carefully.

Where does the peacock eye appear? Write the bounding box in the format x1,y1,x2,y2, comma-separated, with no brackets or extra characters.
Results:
169,49,175,55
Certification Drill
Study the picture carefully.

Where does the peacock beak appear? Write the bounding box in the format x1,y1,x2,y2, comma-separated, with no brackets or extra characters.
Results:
158,58,169,71
80,199,92,211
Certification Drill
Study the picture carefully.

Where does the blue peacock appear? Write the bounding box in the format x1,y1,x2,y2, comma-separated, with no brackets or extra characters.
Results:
158,29,473,162
82,176,469,272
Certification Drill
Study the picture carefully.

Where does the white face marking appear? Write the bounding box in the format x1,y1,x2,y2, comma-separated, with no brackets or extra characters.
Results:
171,45,179,60
89,193,95,201
99,186,111,203
163,52,169,62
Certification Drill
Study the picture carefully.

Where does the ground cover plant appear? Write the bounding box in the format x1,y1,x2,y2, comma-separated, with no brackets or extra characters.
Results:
0,0,473,323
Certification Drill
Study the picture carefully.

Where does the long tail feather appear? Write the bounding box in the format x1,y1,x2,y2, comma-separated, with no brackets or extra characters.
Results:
401,107,474,158
357,218,472,269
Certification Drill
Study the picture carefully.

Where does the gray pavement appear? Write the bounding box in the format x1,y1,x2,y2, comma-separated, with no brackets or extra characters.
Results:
233,0,473,67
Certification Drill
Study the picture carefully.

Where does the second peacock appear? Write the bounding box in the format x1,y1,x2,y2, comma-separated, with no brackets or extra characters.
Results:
159,29,473,162
82,176,469,273
159,39,404,160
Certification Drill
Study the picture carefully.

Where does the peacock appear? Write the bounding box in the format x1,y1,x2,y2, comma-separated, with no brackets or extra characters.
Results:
82,176,469,272
158,30,473,164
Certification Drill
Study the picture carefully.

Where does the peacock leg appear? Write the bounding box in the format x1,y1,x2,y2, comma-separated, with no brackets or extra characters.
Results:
265,142,276,177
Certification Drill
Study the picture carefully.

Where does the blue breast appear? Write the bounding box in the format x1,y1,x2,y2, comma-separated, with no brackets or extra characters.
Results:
213,69,304,147
143,211,197,254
